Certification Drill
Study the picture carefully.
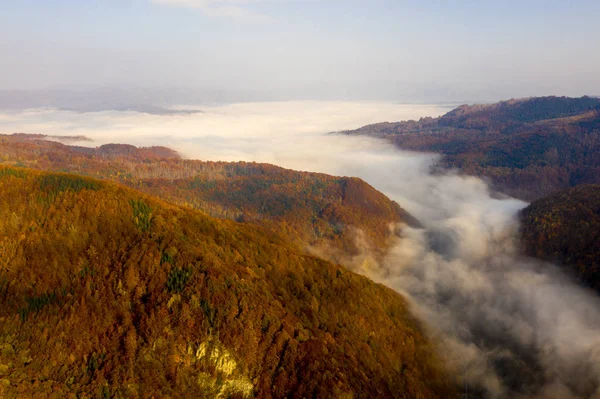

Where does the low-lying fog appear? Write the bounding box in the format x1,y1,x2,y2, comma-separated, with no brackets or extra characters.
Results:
2,102,600,398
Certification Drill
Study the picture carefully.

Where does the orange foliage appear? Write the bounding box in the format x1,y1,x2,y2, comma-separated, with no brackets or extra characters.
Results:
0,134,417,265
343,96,600,201
0,167,455,398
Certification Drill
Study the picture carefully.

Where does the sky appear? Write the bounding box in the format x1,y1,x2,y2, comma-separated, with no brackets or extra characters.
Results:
1,0,600,102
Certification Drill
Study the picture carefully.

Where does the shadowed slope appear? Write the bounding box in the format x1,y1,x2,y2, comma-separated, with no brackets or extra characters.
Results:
520,184,600,293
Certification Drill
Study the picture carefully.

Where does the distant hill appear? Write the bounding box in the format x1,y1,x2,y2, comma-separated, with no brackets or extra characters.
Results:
520,184,600,293
0,134,417,266
342,96,600,201
440,96,600,125
0,167,454,398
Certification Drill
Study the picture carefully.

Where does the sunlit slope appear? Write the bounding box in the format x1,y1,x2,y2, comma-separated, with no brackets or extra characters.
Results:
0,167,453,398
520,184,600,293
0,134,417,263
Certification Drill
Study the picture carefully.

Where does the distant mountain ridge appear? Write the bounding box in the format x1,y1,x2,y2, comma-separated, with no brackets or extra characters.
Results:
440,96,600,125
342,96,600,201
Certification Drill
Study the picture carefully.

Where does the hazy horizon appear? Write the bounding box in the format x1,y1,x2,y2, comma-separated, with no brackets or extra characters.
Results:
2,1,600,103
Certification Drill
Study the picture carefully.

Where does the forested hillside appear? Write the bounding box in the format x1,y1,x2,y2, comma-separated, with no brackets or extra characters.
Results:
342,96,600,201
0,167,454,398
0,134,416,265
520,184,600,293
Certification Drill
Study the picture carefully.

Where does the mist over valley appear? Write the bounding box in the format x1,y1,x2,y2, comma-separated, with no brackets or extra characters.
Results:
2,99,600,397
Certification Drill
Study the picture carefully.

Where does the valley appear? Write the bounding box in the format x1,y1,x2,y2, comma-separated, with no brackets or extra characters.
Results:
1,97,600,398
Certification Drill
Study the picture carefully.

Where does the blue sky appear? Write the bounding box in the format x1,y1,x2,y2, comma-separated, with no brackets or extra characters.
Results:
1,0,599,101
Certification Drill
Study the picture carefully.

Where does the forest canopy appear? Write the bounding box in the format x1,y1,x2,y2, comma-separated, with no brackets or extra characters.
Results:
520,184,600,294
0,166,454,398
343,96,600,201
0,134,417,267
